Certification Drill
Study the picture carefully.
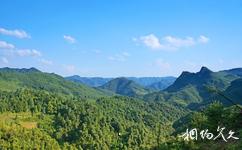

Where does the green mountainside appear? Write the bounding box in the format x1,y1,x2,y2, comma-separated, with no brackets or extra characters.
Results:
99,77,152,97
0,89,188,149
66,76,112,87
223,78,242,105
0,67,105,98
221,68,242,77
0,67,241,149
127,77,176,88
66,76,176,90
146,77,176,90
144,67,240,107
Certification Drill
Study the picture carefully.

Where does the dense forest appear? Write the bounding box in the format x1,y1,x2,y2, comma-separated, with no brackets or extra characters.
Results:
0,67,241,149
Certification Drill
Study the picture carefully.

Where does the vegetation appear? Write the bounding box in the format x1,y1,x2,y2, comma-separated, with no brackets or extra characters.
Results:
67,76,176,90
0,67,241,149
0,89,188,149
158,102,242,149
0,67,106,98
99,77,152,97
145,67,242,107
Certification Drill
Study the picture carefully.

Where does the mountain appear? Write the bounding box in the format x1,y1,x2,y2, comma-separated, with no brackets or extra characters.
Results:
221,68,242,77
127,77,176,87
144,67,240,107
0,67,105,98
146,77,176,90
99,77,151,97
223,78,242,105
66,75,112,87
66,76,177,91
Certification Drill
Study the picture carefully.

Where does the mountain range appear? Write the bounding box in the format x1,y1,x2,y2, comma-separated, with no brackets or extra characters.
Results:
144,66,242,108
0,66,241,108
66,76,176,90
0,66,241,149
0,67,106,98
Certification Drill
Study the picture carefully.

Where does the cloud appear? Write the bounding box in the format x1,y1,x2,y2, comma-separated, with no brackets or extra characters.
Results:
136,34,209,51
198,35,209,43
1,57,9,64
140,34,163,49
39,58,53,65
63,35,76,44
16,49,42,57
108,52,130,62
163,36,195,48
0,41,15,49
0,27,31,39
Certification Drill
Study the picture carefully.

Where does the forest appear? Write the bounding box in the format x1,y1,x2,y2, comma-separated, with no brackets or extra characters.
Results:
0,67,241,149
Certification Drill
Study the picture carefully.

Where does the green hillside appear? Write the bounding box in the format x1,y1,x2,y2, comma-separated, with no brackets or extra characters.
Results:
144,67,239,107
223,78,242,105
99,77,151,97
0,67,105,98
146,77,176,91
66,76,112,87
0,67,241,149
0,89,188,149
159,102,242,150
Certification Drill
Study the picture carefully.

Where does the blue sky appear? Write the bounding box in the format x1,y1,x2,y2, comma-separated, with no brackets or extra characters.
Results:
0,0,242,77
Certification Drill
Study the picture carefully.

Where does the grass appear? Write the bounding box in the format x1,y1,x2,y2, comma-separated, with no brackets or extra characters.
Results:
0,112,37,129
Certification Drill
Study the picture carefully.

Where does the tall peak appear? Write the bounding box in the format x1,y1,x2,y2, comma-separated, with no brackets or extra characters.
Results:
199,66,212,74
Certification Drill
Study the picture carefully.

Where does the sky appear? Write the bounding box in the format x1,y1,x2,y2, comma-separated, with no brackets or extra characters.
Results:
0,0,242,77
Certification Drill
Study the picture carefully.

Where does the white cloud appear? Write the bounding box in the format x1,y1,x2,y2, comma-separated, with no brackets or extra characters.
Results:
1,57,9,64
108,52,130,62
198,35,209,43
136,34,209,51
140,34,163,49
39,58,53,65
163,36,195,48
0,41,15,49
16,49,42,57
63,35,76,44
0,27,31,39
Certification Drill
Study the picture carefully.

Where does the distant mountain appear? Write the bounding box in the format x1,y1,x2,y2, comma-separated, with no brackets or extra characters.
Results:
0,67,106,98
127,77,176,87
220,68,242,77
66,75,112,87
144,67,240,107
146,77,176,90
99,77,151,97
66,76,176,90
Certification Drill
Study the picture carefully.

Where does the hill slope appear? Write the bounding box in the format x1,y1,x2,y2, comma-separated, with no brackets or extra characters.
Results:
144,67,239,107
146,77,176,90
66,76,176,90
221,68,242,77
0,67,105,98
223,78,242,105
99,77,151,97
66,75,112,87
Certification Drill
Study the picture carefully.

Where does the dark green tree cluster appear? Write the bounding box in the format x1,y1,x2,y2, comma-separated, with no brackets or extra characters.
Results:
157,102,242,149
0,89,188,149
